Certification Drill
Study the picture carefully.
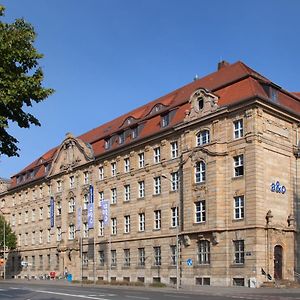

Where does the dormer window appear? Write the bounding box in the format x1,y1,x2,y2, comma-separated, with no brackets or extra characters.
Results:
104,138,110,149
197,97,204,110
161,114,169,128
132,126,138,139
44,164,50,173
119,132,125,144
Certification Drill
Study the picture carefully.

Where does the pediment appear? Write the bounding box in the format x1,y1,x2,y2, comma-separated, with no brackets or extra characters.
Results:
47,133,94,177
184,88,219,122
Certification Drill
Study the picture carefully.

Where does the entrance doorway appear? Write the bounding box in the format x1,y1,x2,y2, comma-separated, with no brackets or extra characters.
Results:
274,245,283,280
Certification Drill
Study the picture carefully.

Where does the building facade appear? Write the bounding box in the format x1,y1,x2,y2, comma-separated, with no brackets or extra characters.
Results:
1,61,300,287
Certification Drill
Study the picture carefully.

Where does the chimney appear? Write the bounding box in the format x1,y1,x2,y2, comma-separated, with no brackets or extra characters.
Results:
217,60,230,70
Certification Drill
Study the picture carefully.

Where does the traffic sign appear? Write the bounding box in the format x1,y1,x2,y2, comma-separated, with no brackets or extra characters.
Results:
187,258,193,266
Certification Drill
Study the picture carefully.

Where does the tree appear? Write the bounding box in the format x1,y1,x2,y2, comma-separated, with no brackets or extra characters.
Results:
0,215,16,250
0,5,54,157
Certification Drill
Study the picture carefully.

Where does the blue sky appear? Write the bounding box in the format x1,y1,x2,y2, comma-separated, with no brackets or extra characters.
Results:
1,0,300,178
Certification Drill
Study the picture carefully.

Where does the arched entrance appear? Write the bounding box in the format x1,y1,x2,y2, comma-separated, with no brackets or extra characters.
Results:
274,245,283,280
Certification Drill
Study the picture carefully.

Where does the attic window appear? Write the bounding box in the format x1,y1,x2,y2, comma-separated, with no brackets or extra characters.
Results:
161,113,169,128
197,97,204,110
30,170,35,179
104,138,111,149
132,126,138,139
44,164,51,173
119,132,125,144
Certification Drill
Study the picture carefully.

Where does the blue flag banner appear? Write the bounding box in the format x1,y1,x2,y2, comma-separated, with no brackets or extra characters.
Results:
100,199,110,226
50,197,55,228
77,207,82,231
88,202,94,229
89,185,94,203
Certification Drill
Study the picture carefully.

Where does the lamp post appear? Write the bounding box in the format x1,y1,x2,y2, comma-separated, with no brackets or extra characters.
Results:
0,208,7,280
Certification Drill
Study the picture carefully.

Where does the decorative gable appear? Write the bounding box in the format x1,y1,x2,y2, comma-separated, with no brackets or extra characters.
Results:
184,88,219,122
47,133,94,177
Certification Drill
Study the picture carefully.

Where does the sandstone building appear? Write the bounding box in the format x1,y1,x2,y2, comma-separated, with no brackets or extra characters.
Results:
1,61,300,287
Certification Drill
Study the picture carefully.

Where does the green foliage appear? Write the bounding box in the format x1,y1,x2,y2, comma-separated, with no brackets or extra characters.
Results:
0,215,16,250
0,6,54,157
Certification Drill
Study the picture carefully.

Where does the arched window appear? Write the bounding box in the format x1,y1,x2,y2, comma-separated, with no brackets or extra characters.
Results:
195,161,206,183
196,130,210,146
69,197,75,213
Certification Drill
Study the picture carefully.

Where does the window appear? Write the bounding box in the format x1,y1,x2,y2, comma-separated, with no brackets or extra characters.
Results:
99,220,104,236
39,207,43,220
124,185,130,202
25,211,28,223
153,176,161,195
47,205,51,218
111,162,116,177
47,254,51,268
197,130,210,146
154,210,161,230
57,180,62,192
119,132,125,144
18,212,21,225
25,233,28,245
154,147,161,163
111,188,117,204
69,197,75,213
197,240,210,264
124,249,130,266
234,196,244,220
39,230,43,244
39,187,43,198
170,141,178,159
153,246,161,266
83,222,89,238
124,215,130,233
99,166,104,180
139,213,145,232
56,201,62,216
132,127,138,139
32,189,36,199
138,181,145,198
195,200,206,223
138,153,145,168
161,114,169,127
48,185,51,196
111,250,117,266
99,191,104,205
69,176,75,188
234,240,245,264
69,224,75,240
105,138,110,150
99,251,105,266
11,214,15,226
31,209,35,222
171,207,178,228
124,158,130,173
83,194,89,209
170,245,177,265
234,119,243,139
83,171,89,184
234,155,244,177
195,161,206,183
32,256,36,268
57,227,62,241
138,248,145,266
111,218,117,235
171,172,179,191
83,252,88,266
197,97,204,110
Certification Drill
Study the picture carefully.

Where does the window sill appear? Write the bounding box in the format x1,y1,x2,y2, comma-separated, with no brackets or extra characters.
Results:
230,263,245,268
232,176,244,181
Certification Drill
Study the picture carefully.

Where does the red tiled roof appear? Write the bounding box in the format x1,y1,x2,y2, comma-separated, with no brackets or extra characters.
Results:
9,61,300,189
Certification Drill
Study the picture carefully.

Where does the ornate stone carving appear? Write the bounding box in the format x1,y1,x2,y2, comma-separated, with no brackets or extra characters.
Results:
184,88,219,122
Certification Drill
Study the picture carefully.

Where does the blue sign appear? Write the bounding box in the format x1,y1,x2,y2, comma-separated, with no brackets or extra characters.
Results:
187,258,193,266
270,181,286,194
100,199,110,226
88,185,94,229
77,207,82,231
50,197,54,228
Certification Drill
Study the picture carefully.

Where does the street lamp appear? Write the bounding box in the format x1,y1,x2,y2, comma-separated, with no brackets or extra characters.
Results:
161,174,180,290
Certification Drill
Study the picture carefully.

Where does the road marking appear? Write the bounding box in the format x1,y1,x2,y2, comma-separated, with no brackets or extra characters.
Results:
9,287,22,290
125,296,150,300
163,295,190,299
33,290,109,300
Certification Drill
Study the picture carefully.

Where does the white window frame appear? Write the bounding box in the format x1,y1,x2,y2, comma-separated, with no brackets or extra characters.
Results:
69,176,75,189
139,213,145,232
83,171,89,184
83,194,89,210
69,224,75,240
99,191,104,206
124,215,130,233
153,176,161,195
171,141,178,159
124,184,130,202
111,218,117,235
195,200,206,223
99,220,104,236
234,119,243,139
234,195,244,220
197,240,210,264
234,155,244,177
171,207,178,227
69,197,75,213
111,188,117,204
138,153,145,168
57,227,62,241
138,181,145,198
171,172,179,191
99,166,104,180
83,222,89,238
153,147,161,164
111,162,116,177
154,210,161,230
153,246,161,266
124,158,130,173
197,130,210,146
195,161,206,183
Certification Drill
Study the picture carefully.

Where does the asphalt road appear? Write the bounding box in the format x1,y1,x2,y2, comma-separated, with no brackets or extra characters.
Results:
1,281,300,300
